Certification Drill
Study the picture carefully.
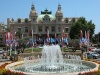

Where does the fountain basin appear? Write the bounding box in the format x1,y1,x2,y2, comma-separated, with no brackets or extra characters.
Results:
5,45,99,75
5,60,99,75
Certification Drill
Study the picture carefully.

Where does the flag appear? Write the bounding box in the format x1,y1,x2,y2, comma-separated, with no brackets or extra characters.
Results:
62,28,65,42
50,37,55,43
62,28,65,37
32,29,33,37
34,38,36,43
14,31,16,37
47,29,49,38
84,31,87,45
15,40,18,47
80,30,83,38
43,38,46,45
85,31,87,39
31,29,34,47
62,36,64,41
47,29,50,42
26,38,31,45
55,33,56,44
65,38,68,45
6,32,13,46
38,34,40,41
30,29,33,36
87,31,90,46
55,33,56,38
87,31,90,40
21,34,23,39
65,33,68,38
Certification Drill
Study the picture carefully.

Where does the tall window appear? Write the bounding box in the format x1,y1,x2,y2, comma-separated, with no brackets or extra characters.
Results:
0,38,3,43
58,26,61,32
18,18,21,23
33,27,35,32
65,27,69,32
38,26,42,32
65,19,68,23
51,26,55,32
25,27,28,33
25,18,28,23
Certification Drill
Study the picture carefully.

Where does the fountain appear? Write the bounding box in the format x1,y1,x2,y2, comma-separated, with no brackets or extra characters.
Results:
6,45,99,75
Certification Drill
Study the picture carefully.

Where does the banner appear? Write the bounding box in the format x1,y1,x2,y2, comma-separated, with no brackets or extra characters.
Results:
6,32,13,46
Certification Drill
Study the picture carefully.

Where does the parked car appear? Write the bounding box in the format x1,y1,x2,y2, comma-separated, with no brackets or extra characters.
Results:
87,52,100,59
88,47,97,51
0,50,4,54
95,50,100,54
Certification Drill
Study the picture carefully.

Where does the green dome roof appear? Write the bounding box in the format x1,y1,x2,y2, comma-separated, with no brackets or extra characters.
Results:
38,14,55,21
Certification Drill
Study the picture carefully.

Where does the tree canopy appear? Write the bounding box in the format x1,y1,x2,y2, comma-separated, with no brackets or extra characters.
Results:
16,30,22,38
69,17,95,40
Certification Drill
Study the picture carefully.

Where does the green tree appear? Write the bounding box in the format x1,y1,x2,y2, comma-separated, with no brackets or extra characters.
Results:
16,30,22,38
69,17,95,40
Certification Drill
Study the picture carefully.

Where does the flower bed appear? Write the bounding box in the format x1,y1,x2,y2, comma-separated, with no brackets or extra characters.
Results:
78,59,100,75
0,62,25,75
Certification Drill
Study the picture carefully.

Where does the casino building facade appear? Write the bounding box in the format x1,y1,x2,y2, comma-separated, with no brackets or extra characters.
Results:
7,3,79,39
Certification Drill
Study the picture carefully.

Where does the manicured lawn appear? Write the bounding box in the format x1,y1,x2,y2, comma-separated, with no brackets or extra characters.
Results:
10,47,81,55
24,47,81,53
24,48,42,53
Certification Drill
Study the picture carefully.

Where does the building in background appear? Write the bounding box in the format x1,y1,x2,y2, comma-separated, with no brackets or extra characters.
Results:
0,22,7,46
7,3,79,39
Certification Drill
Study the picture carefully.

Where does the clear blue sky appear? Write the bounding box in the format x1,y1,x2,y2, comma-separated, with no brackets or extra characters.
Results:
0,0,100,34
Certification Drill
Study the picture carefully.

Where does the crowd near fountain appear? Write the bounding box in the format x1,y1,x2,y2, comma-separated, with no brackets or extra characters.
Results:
12,45,92,74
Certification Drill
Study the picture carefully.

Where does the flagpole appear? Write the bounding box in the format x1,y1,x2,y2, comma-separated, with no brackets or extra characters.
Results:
32,30,33,53
14,32,17,54
62,28,64,52
14,40,17,55
55,33,56,45
10,43,12,56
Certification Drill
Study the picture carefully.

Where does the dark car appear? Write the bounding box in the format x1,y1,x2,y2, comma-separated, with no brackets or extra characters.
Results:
95,50,100,54
87,52,100,59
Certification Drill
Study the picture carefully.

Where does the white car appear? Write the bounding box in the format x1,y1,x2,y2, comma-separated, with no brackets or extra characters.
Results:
92,48,100,51
0,50,4,54
88,47,97,51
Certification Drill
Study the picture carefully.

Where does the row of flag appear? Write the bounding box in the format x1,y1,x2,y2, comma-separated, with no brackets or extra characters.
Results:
26,37,68,45
5,28,69,46
79,30,90,47
6,32,18,47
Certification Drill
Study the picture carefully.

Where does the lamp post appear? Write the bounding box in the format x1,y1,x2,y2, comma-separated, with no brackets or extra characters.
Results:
32,29,33,53
10,44,12,56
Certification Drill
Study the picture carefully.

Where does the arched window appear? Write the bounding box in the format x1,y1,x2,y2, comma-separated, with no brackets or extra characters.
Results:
65,18,68,23
25,18,28,23
18,18,21,23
